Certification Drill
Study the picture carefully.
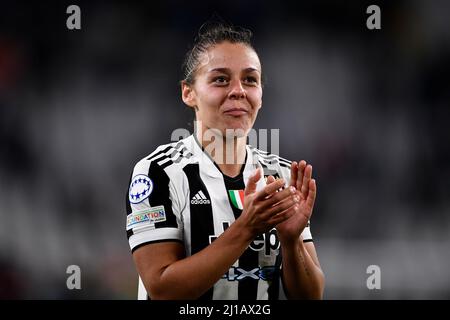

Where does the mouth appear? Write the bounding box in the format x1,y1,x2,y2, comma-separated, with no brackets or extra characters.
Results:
223,108,249,116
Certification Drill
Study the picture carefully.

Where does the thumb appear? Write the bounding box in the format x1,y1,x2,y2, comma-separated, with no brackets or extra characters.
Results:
245,168,262,196
266,175,275,184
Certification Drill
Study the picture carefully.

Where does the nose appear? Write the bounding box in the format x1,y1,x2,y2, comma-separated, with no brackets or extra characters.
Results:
228,80,246,100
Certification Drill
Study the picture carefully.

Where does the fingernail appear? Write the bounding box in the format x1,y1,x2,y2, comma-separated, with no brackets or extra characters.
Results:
290,186,296,194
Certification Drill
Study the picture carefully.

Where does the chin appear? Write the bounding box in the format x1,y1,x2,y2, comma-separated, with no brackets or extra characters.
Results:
223,126,250,138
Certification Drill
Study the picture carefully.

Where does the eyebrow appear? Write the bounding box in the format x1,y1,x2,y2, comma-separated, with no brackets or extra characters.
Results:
208,67,261,74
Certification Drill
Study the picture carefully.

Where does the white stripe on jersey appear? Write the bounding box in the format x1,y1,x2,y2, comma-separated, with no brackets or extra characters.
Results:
137,276,147,300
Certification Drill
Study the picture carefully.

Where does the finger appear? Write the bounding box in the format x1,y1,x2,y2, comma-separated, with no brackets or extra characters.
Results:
255,178,286,201
302,164,312,199
261,193,300,219
259,185,297,210
245,168,262,196
289,161,298,187
306,179,317,209
264,175,276,199
297,160,306,191
268,204,298,226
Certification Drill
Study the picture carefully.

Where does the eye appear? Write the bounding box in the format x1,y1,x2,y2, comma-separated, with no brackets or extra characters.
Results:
244,76,258,84
213,76,229,85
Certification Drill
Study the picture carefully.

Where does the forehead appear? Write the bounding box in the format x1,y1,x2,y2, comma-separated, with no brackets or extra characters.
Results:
197,41,261,73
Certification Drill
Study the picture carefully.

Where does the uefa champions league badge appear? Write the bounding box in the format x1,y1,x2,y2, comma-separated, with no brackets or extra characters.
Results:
129,174,153,204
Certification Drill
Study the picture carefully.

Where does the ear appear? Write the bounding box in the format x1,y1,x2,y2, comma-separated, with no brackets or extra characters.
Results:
181,81,197,110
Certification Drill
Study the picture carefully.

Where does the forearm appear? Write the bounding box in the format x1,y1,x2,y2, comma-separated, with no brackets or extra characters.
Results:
280,239,325,299
153,219,254,299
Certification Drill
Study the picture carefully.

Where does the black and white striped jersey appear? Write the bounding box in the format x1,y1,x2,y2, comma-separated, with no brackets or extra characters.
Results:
125,134,313,300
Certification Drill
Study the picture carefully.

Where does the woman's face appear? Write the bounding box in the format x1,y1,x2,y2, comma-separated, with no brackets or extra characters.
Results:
182,41,263,138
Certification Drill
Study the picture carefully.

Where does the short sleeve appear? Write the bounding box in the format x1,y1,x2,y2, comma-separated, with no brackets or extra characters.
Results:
301,221,313,242
125,158,183,252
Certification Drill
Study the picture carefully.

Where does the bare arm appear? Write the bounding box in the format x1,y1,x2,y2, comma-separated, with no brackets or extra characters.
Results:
133,218,253,299
133,168,300,299
281,240,325,299
273,160,325,299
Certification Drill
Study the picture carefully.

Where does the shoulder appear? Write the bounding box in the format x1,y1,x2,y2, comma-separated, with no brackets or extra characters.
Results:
128,138,194,204
131,137,194,177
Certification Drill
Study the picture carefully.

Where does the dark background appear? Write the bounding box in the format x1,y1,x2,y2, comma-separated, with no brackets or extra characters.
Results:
1,0,449,299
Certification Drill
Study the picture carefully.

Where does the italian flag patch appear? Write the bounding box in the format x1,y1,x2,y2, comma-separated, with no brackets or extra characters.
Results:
228,189,245,210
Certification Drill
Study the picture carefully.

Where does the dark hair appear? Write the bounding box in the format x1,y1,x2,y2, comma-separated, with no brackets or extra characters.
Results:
182,20,256,85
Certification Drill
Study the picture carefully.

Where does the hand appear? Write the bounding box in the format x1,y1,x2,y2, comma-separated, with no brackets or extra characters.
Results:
273,160,317,244
238,168,300,237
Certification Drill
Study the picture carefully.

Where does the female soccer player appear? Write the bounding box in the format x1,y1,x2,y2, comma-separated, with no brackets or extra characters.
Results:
125,21,325,300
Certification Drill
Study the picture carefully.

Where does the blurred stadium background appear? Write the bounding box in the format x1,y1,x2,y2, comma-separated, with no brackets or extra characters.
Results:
1,0,449,299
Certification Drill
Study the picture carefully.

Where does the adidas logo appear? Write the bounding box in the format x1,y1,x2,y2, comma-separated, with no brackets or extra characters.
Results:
191,190,211,205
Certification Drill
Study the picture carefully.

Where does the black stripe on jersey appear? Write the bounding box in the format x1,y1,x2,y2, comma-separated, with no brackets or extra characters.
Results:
222,171,259,300
259,155,291,167
252,149,284,162
183,163,214,300
159,157,173,170
146,141,184,162
252,149,292,167
147,160,178,229
126,174,134,240
252,149,292,165
268,249,282,300
131,239,184,254
278,162,291,169
156,145,193,170
258,157,291,169
303,239,314,243
126,229,133,240
126,217,133,239
165,146,193,166
126,174,133,215
146,145,172,161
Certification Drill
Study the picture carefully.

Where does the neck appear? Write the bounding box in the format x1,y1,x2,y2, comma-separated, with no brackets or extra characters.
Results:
195,127,247,178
